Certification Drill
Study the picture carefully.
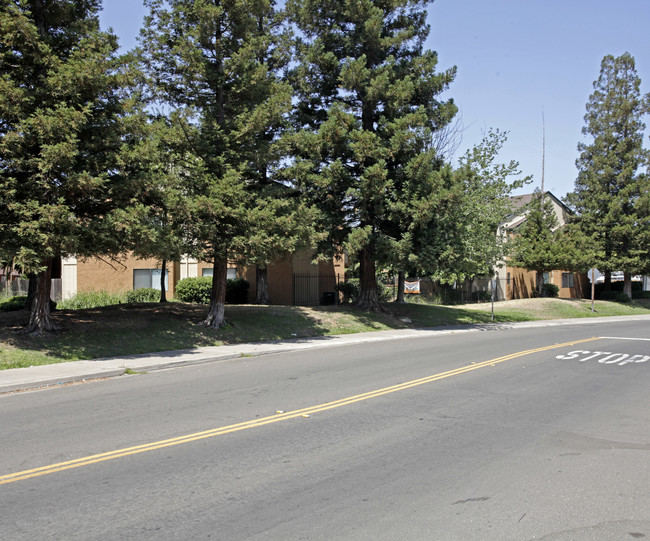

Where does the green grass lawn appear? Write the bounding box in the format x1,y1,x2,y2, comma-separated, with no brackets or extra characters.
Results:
1,297,649,370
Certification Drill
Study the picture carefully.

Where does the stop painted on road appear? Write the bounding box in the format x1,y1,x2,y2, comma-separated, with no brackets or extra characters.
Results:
556,350,649,365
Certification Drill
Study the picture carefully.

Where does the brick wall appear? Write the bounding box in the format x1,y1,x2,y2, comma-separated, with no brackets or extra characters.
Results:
77,254,178,297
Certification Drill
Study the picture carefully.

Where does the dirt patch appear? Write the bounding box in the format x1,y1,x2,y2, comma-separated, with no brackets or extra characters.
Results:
458,297,588,313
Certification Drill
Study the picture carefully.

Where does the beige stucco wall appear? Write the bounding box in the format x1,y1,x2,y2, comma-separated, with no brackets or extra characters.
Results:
506,266,588,300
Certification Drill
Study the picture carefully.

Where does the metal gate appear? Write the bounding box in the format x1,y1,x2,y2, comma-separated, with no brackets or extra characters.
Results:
292,274,341,306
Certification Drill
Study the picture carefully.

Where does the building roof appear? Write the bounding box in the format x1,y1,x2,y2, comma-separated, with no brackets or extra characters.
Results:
504,191,571,230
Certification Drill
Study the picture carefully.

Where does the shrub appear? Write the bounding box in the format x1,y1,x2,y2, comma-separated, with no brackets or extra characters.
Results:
429,293,444,305
176,277,250,304
542,283,560,298
615,292,631,303
226,278,250,304
0,295,28,312
335,279,391,304
598,290,610,299
404,293,431,304
336,280,359,304
125,288,160,303
597,289,618,301
435,285,468,305
635,291,650,299
57,290,125,310
471,290,492,303
175,277,212,304
595,281,642,297
378,283,393,303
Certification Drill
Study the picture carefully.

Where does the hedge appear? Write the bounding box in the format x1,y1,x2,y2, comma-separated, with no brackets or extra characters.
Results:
542,283,560,298
176,277,250,304
175,277,212,304
0,295,28,312
125,288,160,303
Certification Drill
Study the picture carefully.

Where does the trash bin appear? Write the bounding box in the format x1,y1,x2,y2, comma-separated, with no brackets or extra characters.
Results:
320,291,336,305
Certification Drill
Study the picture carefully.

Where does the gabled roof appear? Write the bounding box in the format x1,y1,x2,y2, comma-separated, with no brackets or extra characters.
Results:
504,191,571,230
509,191,570,213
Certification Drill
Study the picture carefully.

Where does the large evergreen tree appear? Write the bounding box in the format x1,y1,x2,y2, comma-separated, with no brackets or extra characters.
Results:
113,111,190,303
287,0,456,310
508,190,565,296
0,0,130,333
140,0,304,327
567,52,650,299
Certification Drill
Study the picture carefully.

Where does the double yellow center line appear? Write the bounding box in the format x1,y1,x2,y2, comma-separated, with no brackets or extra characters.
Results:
0,337,600,486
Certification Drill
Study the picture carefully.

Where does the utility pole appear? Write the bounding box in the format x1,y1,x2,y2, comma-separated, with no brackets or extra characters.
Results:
541,108,545,195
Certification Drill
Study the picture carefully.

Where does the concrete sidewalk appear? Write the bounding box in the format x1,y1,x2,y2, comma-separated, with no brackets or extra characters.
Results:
2,314,649,394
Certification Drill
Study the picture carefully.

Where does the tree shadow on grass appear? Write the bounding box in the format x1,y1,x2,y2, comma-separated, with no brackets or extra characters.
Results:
0,304,222,366
1,304,381,367
384,302,533,327
0,301,531,369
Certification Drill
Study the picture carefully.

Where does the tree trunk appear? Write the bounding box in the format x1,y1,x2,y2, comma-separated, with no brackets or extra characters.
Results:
355,245,382,311
623,272,633,299
27,272,37,308
394,270,406,303
256,266,270,305
202,257,227,329
159,259,167,303
26,259,57,334
537,270,544,296
603,270,612,291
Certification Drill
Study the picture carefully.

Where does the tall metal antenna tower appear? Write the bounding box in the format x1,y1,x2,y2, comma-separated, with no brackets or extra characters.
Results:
541,109,545,194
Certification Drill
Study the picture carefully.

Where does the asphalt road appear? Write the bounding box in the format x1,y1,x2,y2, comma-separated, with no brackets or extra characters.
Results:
1,319,649,540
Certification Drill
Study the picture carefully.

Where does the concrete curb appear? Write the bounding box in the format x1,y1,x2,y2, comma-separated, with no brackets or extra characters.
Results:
0,364,127,394
2,314,649,394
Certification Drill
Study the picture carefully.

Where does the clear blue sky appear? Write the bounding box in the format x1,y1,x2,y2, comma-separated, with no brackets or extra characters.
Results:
99,0,650,199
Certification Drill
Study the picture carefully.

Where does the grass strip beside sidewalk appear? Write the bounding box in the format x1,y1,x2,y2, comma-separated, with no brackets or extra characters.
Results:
1,298,649,370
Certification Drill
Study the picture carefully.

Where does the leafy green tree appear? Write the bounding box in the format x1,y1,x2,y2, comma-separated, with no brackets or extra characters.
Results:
567,52,650,299
0,0,131,333
432,130,529,283
385,130,528,297
508,190,565,296
287,0,457,310
140,0,305,326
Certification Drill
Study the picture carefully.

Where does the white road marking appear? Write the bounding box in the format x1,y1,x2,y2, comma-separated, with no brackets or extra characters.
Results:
556,350,649,365
599,336,650,342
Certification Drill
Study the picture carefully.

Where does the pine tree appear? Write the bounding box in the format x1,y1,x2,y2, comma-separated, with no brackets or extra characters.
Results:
0,0,130,333
112,111,190,303
140,0,302,327
509,190,564,296
567,52,650,299
287,0,456,310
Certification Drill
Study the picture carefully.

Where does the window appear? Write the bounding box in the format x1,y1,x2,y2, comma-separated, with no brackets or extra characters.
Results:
506,272,511,286
133,269,168,290
536,272,550,289
202,267,237,280
562,273,574,288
